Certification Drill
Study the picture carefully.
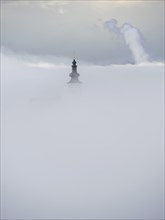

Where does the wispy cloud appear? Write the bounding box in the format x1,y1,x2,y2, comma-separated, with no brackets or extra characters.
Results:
26,61,67,69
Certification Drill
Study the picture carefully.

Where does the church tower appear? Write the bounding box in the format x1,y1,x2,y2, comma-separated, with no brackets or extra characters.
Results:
68,58,80,83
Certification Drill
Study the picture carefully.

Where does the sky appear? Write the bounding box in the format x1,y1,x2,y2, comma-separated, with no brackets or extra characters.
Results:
1,0,165,65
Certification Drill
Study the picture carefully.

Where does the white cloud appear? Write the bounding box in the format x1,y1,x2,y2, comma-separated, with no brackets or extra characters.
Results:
26,61,67,69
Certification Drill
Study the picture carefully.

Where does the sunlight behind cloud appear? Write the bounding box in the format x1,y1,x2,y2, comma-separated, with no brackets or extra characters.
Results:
115,0,143,6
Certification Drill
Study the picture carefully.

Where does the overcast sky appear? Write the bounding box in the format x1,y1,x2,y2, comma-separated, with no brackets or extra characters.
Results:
1,0,164,65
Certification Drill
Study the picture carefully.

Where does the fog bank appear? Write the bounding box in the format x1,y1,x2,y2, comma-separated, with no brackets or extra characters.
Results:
1,54,164,219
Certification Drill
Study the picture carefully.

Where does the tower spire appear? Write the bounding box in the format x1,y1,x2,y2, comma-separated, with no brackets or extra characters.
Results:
68,58,80,83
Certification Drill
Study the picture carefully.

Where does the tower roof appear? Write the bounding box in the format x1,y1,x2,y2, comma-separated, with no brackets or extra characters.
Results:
68,58,81,84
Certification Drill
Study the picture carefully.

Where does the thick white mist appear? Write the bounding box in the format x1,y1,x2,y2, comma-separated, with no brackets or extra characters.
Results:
104,19,150,64
1,54,164,219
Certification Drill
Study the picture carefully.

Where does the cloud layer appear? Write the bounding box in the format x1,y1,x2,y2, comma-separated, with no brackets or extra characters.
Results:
1,53,164,219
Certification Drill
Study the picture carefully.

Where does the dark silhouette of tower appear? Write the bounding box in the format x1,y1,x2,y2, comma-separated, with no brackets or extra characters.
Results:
68,58,80,83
